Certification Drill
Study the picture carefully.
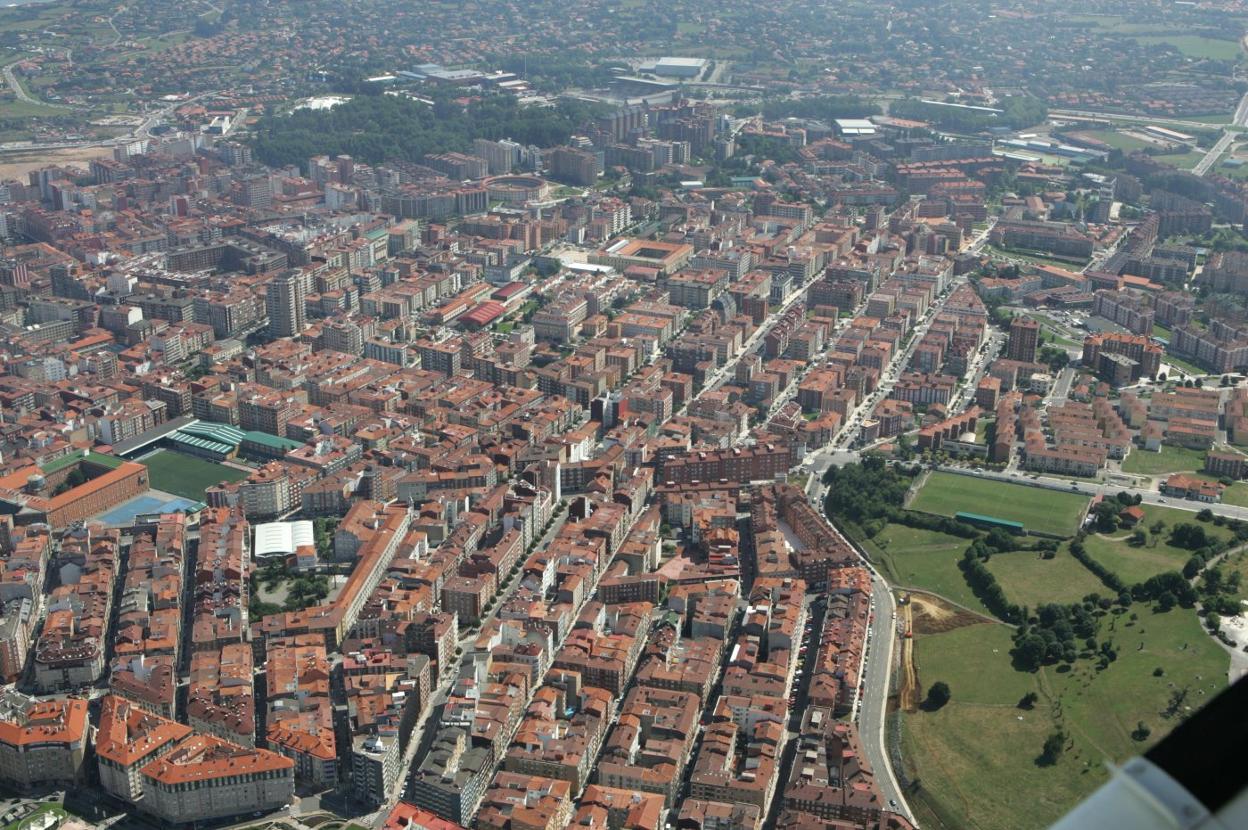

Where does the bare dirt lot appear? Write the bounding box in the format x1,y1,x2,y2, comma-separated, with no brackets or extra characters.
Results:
0,145,113,179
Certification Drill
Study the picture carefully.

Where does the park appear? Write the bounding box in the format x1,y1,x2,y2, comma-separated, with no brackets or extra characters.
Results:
823,461,1239,830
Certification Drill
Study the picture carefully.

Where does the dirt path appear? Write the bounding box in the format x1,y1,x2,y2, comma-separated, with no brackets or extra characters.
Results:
903,469,931,509
899,601,920,712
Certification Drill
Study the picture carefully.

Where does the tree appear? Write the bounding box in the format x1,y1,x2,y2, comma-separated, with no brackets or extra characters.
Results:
1092,500,1121,532
1018,691,1039,709
1129,529,1147,546
1197,508,1215,523
924,681,952,710
1013,633,1047,671
1132,722,1152,742
1038,730,1067,766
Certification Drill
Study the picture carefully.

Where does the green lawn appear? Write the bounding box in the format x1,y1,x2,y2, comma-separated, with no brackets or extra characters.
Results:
864,524,991,616
1188,114,1234,125
1121,444,1206,476
1083,505,1233,585
988,549,1106,607
1155,150,1208,171
1161,351,1209,377
901,603,1229,830
910,472,1090,537
140,450,248,501
1132,35,1243,61
1218,482,1248,508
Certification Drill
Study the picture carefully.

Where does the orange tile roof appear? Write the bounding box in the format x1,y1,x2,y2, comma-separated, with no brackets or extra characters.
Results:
141,733,292,784
0,697,88,747
95,695,192,766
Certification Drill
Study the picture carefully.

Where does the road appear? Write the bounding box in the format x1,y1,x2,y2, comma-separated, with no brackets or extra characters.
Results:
370,504,575,822
1049,107,1243,131
1192,90,1248,177
805,470,913,823
2,60,78,110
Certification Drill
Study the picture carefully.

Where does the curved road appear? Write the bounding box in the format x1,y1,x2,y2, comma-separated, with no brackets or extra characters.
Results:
2,60,78,110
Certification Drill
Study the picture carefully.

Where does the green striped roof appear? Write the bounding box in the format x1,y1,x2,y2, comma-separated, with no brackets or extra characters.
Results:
178,421,245,446
169,432,234,456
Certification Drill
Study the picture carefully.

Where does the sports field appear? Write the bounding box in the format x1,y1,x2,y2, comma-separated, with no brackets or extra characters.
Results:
140,450,248,501
909,472,1089,536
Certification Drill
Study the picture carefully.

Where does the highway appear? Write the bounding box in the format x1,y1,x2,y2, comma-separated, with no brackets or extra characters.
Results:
1192,90,1248,177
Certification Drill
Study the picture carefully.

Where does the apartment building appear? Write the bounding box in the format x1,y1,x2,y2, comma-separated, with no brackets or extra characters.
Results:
139,734,294,824
96,695,193,803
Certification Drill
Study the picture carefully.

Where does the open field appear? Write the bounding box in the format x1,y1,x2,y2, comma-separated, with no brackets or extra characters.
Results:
988,549,1106,607
1216,481,1248,508
1154,149,1208,171
1132,35,1243,61
900,602,1228,830
1121,444,1206,476
865,524,991,616
139,450,248,501
900,623,1097,830
910,472,1089,536
1083,505,1234,585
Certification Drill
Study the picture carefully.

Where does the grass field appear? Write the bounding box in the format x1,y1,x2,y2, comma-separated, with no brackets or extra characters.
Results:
1121,445,1206,476
1161,351,1209,377
1155,150,1209,171
1189,114,1234,125
1217,481,1248,508
988,549,1106,607
1078,129,1152,152
901,603,1229,830
910,472,1090,536
864,525,991,616
140,450,248,501
1083,505,1233,585
1132,35,1243,61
